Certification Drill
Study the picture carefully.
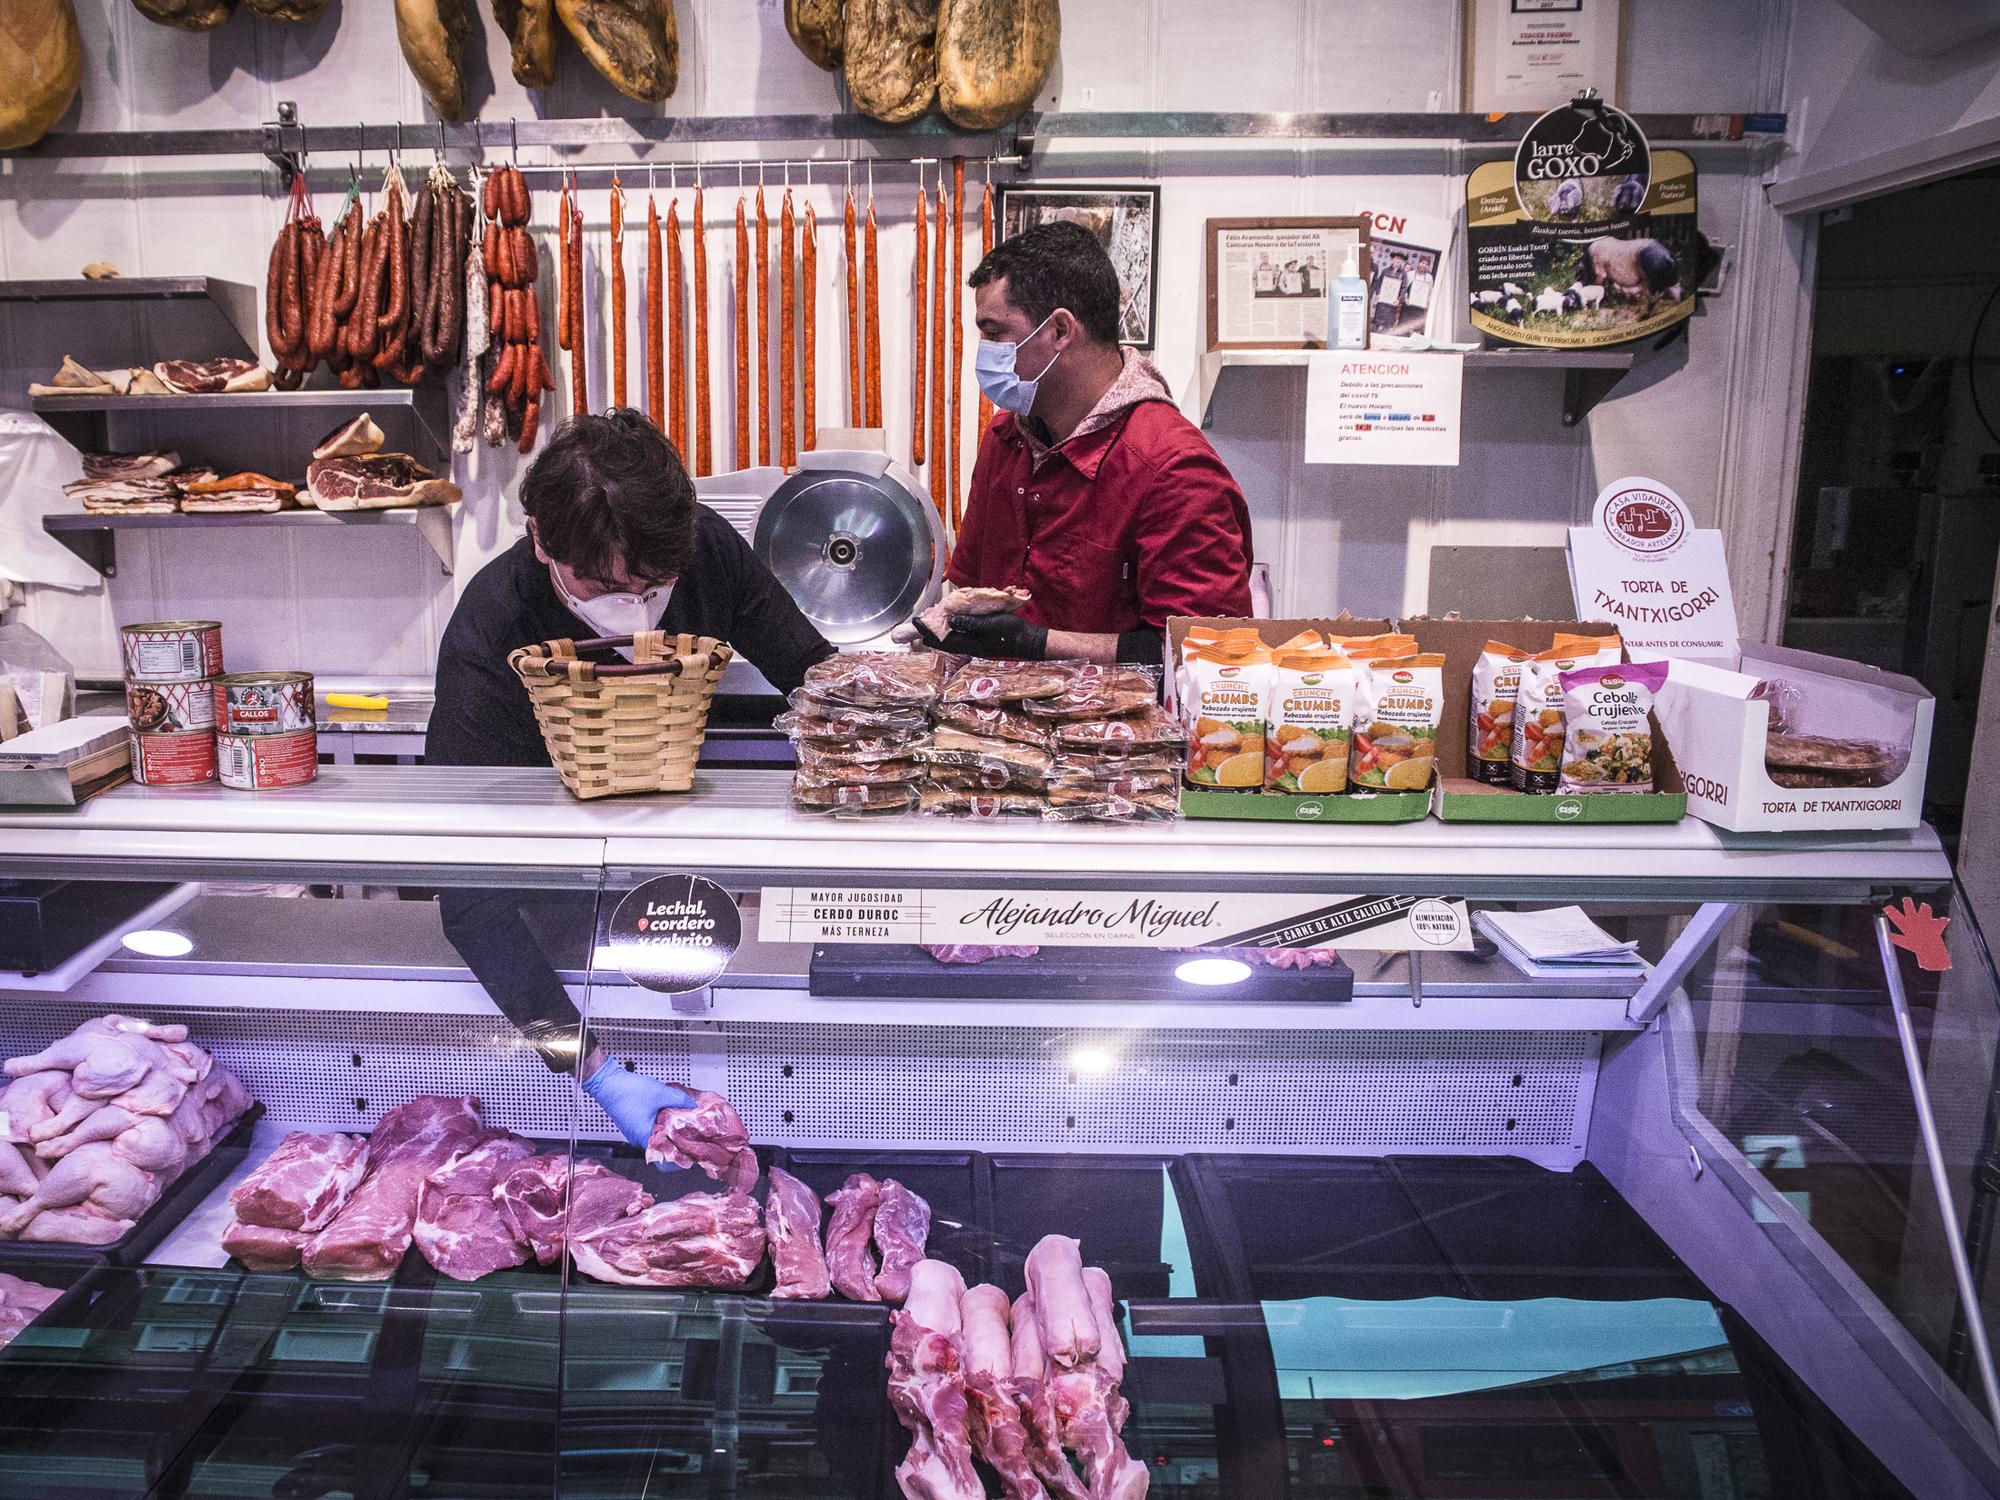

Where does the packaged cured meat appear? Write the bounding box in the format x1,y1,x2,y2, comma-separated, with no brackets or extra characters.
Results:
1557,660,1669,793
919,785,1045,818
802,651,948,709
1052,751,1179,780
791,781,922,816
926,762,1050,795
794,736,932,768
1052,703,1182,753
1468,640,1531,785
1181,637,1272,791
1267,645,1355,794
1047,768,1177,796
778,693,931,738
1348,649,1446,792
926,729,1053,770
1509,636,1621,794
1044,786,1179,822
940,658,1074,704
791,759,927,788
931,701,1054,749
1021,664,1160,723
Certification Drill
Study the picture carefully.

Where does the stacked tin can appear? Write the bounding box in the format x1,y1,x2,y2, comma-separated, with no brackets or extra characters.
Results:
122,620,223,785
215,671,318,789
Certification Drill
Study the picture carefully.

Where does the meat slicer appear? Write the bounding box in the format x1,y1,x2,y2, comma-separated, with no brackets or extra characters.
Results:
695,447,945,694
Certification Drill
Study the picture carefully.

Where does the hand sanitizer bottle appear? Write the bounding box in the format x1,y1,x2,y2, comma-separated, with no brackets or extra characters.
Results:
1332,249,1368,349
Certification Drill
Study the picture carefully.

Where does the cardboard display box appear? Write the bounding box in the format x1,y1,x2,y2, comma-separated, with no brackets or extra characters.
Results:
1166,617,1429,824
1654,643,1932,832
1401,617,1687,825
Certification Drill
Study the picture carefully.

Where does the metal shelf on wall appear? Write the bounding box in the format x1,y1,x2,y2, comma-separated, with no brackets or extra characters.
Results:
1189,347,1637,430
29,386,452,472
0,277,260,354
43,506,456,580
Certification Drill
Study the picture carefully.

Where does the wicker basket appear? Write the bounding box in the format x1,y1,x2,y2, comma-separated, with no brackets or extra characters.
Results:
509,631,734,799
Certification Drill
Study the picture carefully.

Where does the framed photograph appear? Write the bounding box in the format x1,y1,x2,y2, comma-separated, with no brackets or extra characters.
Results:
996,184,1161,348
1464,0,1624,113
1205,217,1371,352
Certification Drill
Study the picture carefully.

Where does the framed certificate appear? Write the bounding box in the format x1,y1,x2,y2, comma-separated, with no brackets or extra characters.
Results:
1465,0,1625,113
996,184,1161,348
1205,217,1371,352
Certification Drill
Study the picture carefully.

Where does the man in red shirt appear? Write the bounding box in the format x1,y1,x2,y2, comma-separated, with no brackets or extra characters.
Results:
920,221,1253,665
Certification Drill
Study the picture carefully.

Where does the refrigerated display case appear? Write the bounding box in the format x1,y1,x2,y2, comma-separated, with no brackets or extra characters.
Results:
0,764,1995,1498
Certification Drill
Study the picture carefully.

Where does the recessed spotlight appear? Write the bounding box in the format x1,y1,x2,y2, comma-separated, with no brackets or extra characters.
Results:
121,930,193,959
1068,1045,1116,1076
1175,957,1251,987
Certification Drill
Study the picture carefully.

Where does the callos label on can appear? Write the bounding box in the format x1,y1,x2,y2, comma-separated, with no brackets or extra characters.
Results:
218,729,318,790
129,729,217,786
125,679,216,734
217,671,315,735
121,621,224,682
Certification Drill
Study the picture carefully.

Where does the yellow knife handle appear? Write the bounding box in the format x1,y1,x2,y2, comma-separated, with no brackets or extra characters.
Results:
326,693,389,710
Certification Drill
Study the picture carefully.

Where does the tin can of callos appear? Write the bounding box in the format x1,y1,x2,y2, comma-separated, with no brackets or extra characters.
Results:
216,671,315,736
124,678,216,735
217,729,318,790
129,728,217,785
120,621,224,683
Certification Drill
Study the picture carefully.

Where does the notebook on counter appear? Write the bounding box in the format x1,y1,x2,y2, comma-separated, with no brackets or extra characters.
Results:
1475,906,1646,981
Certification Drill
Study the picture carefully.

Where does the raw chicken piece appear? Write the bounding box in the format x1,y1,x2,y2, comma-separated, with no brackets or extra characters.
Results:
20,1208,134,1245
1006,1293,1091,1500
962,1284,1050,1500
568,1192,766,1288
36,1105,145,1159
645,1090,759,1193
7,1016,202,1097
824,1173,883,1301
491,1154,653,1266
0,1072,71,1143
1026,1235,1100,1368
0,1141,158,1235
229,1132,371,1232
1051,1366,1148,1500
109,1117,189,1175
886,1266,983,1500
764,1166,831,1300
413,1134,536,1281
104,1065,191,1119
222,1219,309,1271
873,1178,932,1304
0,1141,44,1197
302,1097,485,1281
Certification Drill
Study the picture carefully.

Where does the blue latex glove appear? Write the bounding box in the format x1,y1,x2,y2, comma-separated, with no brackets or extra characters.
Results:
581,1059,695,1148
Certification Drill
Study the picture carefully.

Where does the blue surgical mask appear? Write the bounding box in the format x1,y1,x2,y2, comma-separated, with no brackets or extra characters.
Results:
975,312,1063,415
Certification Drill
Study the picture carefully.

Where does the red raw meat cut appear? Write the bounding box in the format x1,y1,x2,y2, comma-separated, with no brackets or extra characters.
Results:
886,1296,984,1500
222,1219,309,1272
301,1097,486,1281
925,944,1041,964
151,358,263,394
228,1131,370,1232
492,1154,653,1266
960,1283,1049,1500
872,1177,932,1304
413,1134,536,1282
764,1166,831,1300
824,1172,883,1301
1008,1291,1095,1500
568,1191,766,1288
1050,1366,1148,1500
645,1090,759,1193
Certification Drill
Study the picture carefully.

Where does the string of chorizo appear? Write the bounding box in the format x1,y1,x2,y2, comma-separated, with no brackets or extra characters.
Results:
668,194,686,460
609,179,628,409
646,193,665,430
863,190,882,430
734,193,751,470
780,187,796,468
929,178,947,517
568,177,588,417
844,187,861,427
692,184,711,476
977,179,995,440
949,156,966,532
756,186,771,467
801,201,818,454
910,182,927,470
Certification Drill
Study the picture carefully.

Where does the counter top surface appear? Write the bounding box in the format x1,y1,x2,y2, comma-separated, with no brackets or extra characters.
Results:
0,764,1952,896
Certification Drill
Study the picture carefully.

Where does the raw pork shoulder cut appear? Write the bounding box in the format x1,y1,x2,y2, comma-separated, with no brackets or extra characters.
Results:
824,1173,883,1301
764,1166,831,1300
414,1134,535,1281
872,1177,931,1304
645,1091,759,1193
229,1131,369,1233
492,1153,654,1266
152,359,269,394
221,1220,309,1272
568,1192,765,1288
302,1097,483,1281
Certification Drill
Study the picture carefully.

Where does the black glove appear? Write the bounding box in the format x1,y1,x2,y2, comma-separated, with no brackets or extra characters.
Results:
932,611,1050,660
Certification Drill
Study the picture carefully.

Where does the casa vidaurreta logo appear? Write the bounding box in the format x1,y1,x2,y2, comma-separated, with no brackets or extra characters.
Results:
1601,483,1688,555
1513,96,1652,230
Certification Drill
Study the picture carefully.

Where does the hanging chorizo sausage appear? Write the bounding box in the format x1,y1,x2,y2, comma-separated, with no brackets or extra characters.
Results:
911,181,927,470
801,200,818,454
780,187,796,468
692,183,711,476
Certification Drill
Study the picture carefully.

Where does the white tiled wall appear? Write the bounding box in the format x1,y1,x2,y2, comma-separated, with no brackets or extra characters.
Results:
2,0,1798,681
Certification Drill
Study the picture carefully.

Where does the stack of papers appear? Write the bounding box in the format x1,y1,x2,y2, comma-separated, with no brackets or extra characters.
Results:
1474,906,1646,981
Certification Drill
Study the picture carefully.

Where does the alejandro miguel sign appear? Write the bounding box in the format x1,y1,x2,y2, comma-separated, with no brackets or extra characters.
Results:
1466,95,1699,350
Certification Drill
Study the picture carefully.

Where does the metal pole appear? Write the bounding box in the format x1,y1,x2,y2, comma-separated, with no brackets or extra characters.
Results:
1875,914,2000,1433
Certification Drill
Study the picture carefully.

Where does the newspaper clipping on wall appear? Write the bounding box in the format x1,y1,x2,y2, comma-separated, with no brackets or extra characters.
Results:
1208,220,1366,349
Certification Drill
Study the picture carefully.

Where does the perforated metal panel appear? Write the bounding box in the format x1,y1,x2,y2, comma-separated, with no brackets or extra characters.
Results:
0,1002,1596,1163
715,1022,1598,1162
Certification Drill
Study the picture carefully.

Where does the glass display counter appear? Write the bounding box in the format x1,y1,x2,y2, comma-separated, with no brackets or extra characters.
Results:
0,765,1990,1498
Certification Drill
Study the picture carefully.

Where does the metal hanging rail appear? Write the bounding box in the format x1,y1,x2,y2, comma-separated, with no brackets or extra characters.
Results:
7,106,1787,182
